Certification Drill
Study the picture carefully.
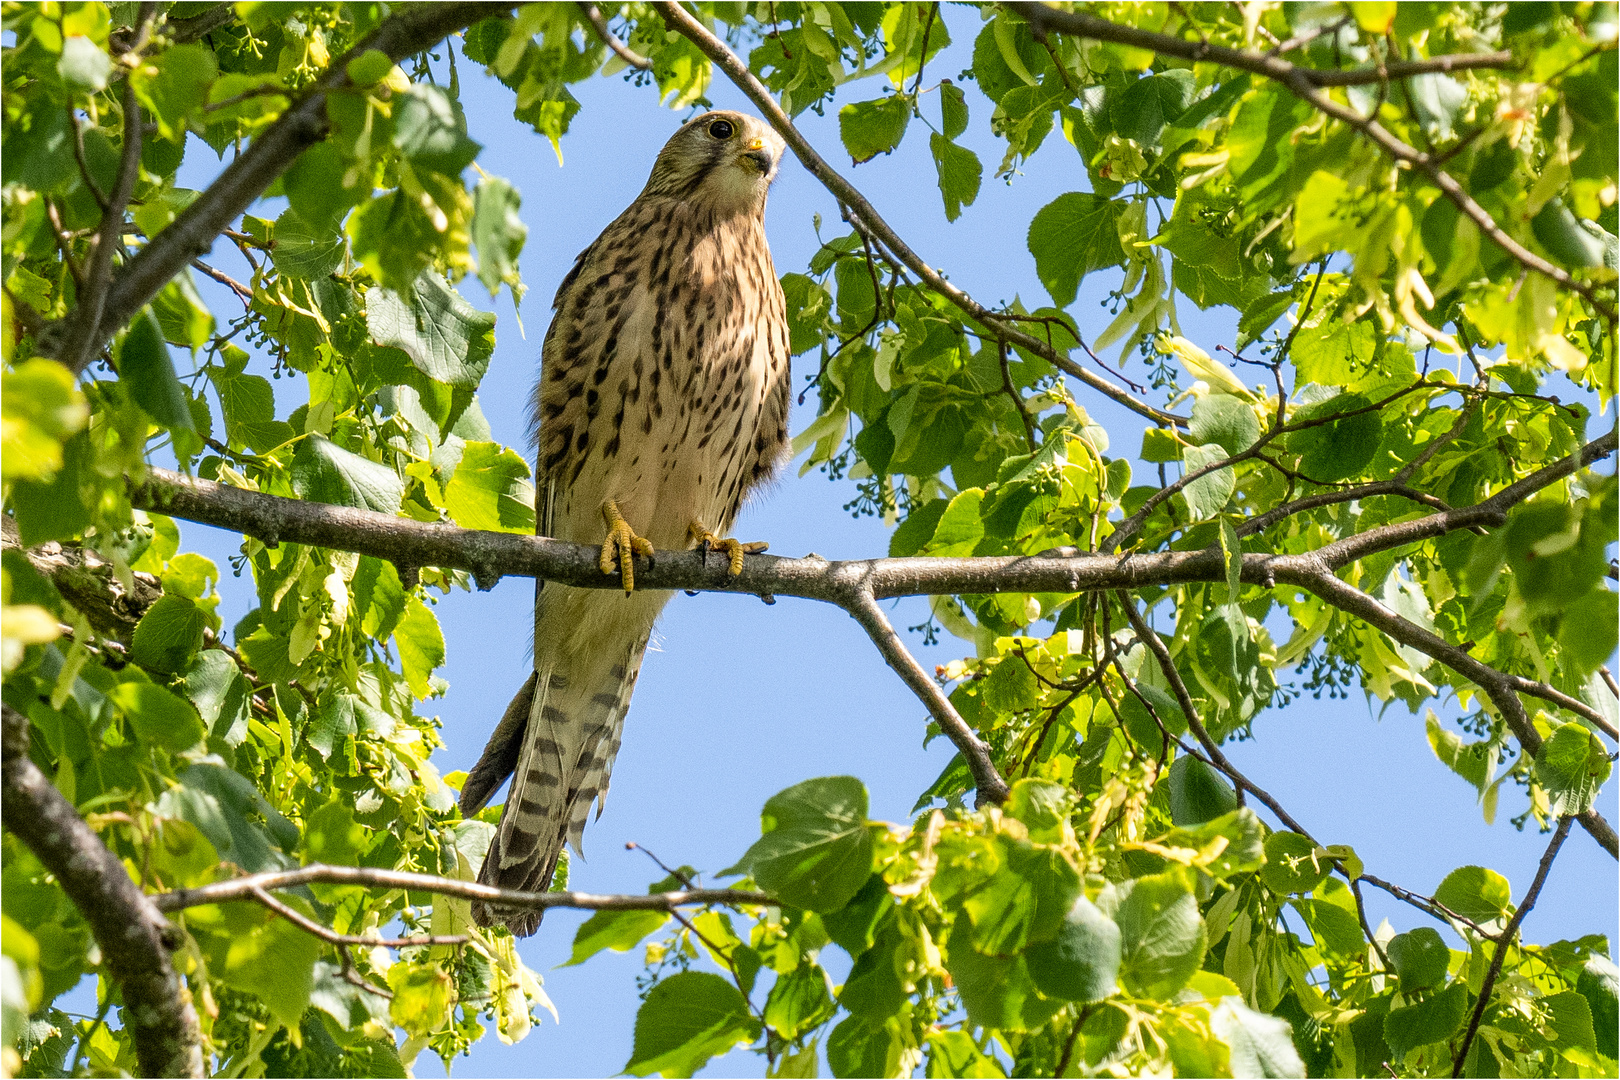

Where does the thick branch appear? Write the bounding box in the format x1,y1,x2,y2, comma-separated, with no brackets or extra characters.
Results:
54,2,515,373
1007,3,1616,325
2,705,203,1078
129,466,1616,849
1452,817,1573,1077
153,864,770,915
648,1,1184,428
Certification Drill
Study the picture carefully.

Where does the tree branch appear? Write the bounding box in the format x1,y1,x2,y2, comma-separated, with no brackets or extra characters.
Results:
57,12,150,373
1451,817,1573,1077
51,2,517,373
848,591,1009,804
578,2,651,70
127,463,1617,849
1117,597,1317,840
2,704,204,1078
648,0,1186,429
1278,567,1617,856
1006,2,1616,325
153,864,771,915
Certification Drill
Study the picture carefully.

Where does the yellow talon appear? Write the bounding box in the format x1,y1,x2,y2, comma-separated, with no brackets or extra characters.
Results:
689,522,768,576
601,500,655,594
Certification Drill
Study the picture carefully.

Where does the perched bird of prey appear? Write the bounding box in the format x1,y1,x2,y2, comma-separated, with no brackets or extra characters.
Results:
458,111,791,935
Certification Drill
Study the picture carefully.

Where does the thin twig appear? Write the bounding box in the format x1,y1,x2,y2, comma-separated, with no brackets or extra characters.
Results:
1118,596,1318,840
578,3,651,70
847,591,1010,805
1451,818,1573,1077
248,886,469,948
58,4,152,373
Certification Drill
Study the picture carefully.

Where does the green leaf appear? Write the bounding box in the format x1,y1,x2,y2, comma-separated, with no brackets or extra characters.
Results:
944,930,1064,1032
1182,443,1235,519
472,176,527,299
1210,997,1307,1078
564,909,669,967
1432,866,1512,931
929,134,982,223
348,192,440,291
291,435,404,514
268,208,344,279
307,693,360,760
1158,809,1266,879
1289,897,1365,958
1532,199,1610,268
826,1014,910,1078
392,84,482,176
763,963,835,1040
119,310,194,431
109,680,205,752
1188,395,1260,456
1,358,88,483
1099,868,1206,998
154,764,288,872
1260,832,1330,894
1543,990,1598,1059
839,95,911,163
345,49,393,88
940,79,969,139
394,597,445,700
58,35,110,90
366,274,496,389
1028,193,1126,307
130,43,217,141
388,961,454,1038
1387,927,1449,992
1167,755,1238,826
209,365,280,452
1577,955,1619,1059
130,596,207,674
224,912,320,1030
735,777,873,913
1140,427,1181,462
1287,393,1380,482
1111,70,1195,149
1383,981,1468,1056
443,441,535,532
181,650,251,746
1023,896,1121,1003
1559,589,1618,675
624,971,761,1077
300,801,369,867
1534,723,1612,815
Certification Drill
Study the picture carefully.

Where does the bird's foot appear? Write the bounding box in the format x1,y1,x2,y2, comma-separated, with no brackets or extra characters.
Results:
689,521,768,576
601,500,655,594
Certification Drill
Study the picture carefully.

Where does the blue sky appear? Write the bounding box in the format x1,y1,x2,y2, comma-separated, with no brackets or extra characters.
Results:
117,16,1619,1078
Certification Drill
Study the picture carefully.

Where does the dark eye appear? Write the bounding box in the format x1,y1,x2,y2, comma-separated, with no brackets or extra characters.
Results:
707,119,734,140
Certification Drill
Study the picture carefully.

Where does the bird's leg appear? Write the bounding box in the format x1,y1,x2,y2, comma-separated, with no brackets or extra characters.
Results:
688,521,768,577
601,500,655,594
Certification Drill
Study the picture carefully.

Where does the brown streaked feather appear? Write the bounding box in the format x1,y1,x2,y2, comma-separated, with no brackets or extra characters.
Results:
472,110,791,936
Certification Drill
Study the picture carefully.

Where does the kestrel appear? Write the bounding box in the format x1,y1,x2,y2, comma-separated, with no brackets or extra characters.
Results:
459,111,791,935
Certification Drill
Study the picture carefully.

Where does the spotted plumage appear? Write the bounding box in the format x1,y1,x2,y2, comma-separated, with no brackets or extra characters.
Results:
459,111,791,936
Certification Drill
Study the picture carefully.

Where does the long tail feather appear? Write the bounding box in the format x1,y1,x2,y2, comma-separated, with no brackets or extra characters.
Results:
471,632,648,936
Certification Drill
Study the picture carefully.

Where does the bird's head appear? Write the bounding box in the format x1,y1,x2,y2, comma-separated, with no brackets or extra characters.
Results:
643,110,786,213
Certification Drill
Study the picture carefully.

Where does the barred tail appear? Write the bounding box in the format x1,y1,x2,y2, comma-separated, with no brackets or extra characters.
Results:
468,634,646,937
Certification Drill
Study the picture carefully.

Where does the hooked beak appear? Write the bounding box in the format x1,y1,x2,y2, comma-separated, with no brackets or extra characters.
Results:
741,137,774,175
